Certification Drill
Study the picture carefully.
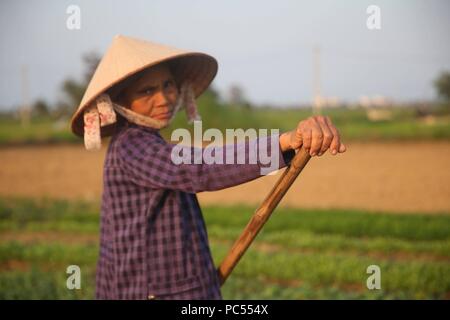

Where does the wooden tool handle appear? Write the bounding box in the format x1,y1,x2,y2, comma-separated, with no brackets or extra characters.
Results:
217,147,312,286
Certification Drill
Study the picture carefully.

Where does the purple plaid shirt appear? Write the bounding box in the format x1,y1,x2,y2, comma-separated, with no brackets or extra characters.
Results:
96,122,295,300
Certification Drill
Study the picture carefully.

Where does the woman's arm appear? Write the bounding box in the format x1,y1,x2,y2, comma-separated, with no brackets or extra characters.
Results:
117,128,295,193
117,115,345,193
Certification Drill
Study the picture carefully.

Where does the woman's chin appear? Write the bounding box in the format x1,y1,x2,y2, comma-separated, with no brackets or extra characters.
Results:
157,116,172,126
158,119,171,129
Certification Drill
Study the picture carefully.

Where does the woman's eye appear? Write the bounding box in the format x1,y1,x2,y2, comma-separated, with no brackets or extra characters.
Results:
139,81,174,95
140,88,154,95
164,80,174,89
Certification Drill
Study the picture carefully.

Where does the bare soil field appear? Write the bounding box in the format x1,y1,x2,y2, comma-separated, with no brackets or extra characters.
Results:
0,141,449,213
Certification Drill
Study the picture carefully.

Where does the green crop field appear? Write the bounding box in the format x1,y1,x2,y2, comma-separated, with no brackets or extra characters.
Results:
0,197,448,299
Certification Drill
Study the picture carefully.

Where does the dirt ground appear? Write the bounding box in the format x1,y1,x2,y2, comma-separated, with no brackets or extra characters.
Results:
0,141,449,213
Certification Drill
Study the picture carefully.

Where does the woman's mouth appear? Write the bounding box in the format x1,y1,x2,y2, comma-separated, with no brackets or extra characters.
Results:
153,110,172,120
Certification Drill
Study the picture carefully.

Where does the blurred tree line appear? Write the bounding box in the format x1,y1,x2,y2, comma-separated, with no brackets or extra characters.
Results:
29,52,100,120
434,71,450,102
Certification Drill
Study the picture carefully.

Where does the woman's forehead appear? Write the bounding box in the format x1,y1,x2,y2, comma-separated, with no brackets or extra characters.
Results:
135,64,173,87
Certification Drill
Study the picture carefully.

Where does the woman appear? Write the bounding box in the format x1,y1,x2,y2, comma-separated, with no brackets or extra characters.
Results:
70,35,346,300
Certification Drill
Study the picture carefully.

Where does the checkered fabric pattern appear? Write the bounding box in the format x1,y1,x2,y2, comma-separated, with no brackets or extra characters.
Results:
96,122,295,300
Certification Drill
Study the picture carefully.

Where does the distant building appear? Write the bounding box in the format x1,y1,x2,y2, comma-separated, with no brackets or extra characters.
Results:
312,96,341,111
358,95,394,121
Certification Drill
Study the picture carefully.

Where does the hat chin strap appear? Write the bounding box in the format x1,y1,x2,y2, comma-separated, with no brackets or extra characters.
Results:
83,83,200,151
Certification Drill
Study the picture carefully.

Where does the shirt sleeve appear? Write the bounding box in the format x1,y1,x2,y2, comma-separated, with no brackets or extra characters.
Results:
117,128,296,193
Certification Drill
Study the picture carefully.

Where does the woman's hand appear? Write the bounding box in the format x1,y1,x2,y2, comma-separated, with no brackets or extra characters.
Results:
279,115,347,156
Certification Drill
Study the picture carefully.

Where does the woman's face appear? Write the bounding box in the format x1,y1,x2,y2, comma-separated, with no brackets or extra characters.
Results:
121,64,179,121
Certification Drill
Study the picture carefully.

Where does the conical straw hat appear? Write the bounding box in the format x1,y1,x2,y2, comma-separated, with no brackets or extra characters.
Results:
70,34,218,137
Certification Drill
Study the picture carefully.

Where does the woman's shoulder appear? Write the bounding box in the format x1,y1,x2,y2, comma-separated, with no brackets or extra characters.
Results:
113,123,164,151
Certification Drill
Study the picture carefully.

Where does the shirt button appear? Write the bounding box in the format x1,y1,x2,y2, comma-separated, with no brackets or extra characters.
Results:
148,294,156,300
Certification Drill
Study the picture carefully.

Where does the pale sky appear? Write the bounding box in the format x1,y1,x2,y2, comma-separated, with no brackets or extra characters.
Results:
1,0,449,110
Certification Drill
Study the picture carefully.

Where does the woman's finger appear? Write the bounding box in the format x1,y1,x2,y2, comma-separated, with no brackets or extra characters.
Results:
324,116,342,155
301,124,312,152
309,117,323,156
293,129,303,149
317,116,333,156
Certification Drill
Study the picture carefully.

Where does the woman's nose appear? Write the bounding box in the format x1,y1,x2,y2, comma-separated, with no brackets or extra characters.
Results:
154,89,170,105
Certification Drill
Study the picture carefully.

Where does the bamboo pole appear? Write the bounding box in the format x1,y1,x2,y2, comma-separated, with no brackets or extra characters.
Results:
217,147,311,286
